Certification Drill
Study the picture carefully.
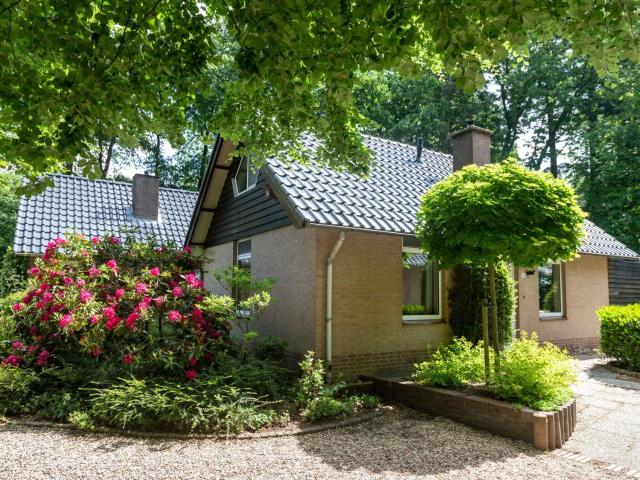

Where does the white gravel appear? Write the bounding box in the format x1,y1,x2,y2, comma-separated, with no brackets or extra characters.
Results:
0,408,625,479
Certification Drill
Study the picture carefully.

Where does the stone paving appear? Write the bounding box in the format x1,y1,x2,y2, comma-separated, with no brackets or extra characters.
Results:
563,357,640,471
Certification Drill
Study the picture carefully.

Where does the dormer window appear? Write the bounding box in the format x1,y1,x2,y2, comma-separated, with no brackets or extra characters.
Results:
232,157,258,197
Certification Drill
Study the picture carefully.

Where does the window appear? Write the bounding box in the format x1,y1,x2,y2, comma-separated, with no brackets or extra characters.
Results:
232,157,258,197
402,247,441,321
538,262,563,317
235,239,252,315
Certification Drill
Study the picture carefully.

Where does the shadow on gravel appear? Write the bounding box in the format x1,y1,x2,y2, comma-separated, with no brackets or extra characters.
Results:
295,407,541,477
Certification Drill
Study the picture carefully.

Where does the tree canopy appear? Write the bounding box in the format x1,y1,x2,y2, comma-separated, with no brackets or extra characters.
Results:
415,159,586,269
1,1,639,190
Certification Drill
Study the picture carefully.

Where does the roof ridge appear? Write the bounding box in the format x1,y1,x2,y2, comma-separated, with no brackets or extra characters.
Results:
47,173,198,195
361,133,452,159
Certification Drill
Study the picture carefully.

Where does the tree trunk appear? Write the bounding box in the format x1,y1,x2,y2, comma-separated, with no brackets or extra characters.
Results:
488,263,501,373
482,302,490,382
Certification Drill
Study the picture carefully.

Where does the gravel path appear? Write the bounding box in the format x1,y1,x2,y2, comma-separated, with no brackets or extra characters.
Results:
0,407,625,480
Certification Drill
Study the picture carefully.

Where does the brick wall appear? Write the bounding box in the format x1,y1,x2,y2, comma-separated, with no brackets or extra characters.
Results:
517,254,608,350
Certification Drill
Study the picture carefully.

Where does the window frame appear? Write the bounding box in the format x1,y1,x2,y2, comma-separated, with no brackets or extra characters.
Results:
538,261,565,319
401,246,443,322
235,238,252,317
231,157,258,197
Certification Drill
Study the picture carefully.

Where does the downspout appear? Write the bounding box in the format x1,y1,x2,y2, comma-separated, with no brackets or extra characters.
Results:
326,232,346,382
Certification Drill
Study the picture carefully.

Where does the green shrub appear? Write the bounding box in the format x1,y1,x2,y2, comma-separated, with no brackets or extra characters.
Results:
0,290,24,345
413,337,487,387
0,365,38,415
492,332,576,411
0,247,28,297
89,375,279,434
448,262,516,348
598,304,640,371
296,352,379,421
402,304,427,315
214,354,292,399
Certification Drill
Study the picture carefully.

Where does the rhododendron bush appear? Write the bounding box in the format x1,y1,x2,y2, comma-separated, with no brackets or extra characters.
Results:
0,234,269,381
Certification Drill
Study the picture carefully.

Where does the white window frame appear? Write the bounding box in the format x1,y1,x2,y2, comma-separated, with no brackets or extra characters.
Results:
538,262,564,319
402,246,442,322
235,238,252,317
231,157,258,197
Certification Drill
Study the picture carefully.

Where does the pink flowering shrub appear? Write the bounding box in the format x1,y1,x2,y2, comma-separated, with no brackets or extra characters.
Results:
1,234,235,380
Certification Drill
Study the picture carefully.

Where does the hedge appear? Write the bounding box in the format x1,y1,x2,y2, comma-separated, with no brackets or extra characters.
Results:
598,304,640,371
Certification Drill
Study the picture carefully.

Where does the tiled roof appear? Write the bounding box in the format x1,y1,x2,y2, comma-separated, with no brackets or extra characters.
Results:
14,175,198,255
267,134,639,259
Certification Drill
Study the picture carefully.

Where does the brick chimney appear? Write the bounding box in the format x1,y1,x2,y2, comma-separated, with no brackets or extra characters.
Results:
132,173,159,220
451,119,492,171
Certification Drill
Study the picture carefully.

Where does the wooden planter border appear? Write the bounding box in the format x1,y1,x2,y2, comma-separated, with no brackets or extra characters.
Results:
361,375,575,451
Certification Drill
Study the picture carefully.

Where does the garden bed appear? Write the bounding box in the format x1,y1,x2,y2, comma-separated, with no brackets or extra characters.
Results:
361,375,576,451
604,361,640,381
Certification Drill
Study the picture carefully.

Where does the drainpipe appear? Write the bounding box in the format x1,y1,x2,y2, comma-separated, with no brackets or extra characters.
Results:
326,231,346,382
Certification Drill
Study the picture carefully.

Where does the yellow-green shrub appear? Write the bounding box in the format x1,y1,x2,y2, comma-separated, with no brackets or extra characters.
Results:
598,304,640,371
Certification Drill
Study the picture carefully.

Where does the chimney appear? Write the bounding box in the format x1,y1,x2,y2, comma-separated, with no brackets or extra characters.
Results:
416,136,423,162
451,119,492,171
132,173,159,220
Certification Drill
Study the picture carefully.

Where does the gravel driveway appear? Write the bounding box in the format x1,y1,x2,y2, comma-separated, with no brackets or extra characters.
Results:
0,407,625,480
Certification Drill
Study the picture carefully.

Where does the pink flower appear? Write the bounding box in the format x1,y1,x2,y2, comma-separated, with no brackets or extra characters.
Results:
105,316,121,330
135,282,148,295
153,296,165,307
136,297,151,312
123,353,135,365
59,314,73,328
103,306,116,319
105,259,118,271
89,315,99,325
41,291,54,304
3,354,23,366
185,369,197,380
110,237,122,245
11,303,23,313
171,286,184,298
126,312,140,330
149,267,160,277
12,341,24,350
114,288,125,301
63,277,74,285
91,346,102,357
91,237,100,244
79,289,92,303
167,310,182,323
76,278,86,287
187,357,198,367
29,326,38,336
27,345,39,355
211,330,221,339
22,292,34,304
29,267,40,276
88,266,100,277
36,350,50,367
183,246,192,254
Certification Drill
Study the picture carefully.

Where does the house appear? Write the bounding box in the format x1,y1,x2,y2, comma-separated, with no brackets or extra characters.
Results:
13,174,197,256
186,124,639,378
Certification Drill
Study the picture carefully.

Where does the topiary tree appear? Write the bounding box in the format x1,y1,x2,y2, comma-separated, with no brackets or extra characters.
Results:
448,262,515,348
416,158,585,379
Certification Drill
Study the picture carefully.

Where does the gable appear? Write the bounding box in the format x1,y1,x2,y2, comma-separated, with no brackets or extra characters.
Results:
204,158,292,246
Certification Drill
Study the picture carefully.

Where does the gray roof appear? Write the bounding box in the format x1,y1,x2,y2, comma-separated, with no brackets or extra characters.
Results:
14,175,198,255
266,134,638,259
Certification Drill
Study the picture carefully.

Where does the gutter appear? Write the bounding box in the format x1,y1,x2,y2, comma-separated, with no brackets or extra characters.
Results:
326,231,346,382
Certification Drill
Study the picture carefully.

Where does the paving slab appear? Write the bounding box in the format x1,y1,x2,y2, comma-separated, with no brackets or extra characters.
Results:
564,357,640,470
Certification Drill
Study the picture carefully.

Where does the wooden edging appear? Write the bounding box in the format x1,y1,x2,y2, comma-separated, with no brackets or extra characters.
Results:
604,363,640,381
0,410,386,441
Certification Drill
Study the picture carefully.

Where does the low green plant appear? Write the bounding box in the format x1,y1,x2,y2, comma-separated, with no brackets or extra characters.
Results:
0,365,38,415
413,337,487,387
89,374,279,435
68,410,96,430
0,290,24,345
214,354,292,399
296,352,379,421
492,332,576,411
402,304,427,315
598,304,640,371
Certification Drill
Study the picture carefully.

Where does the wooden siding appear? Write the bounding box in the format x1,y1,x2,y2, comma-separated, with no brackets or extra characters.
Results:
608,257,640,305
204,166,292,247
